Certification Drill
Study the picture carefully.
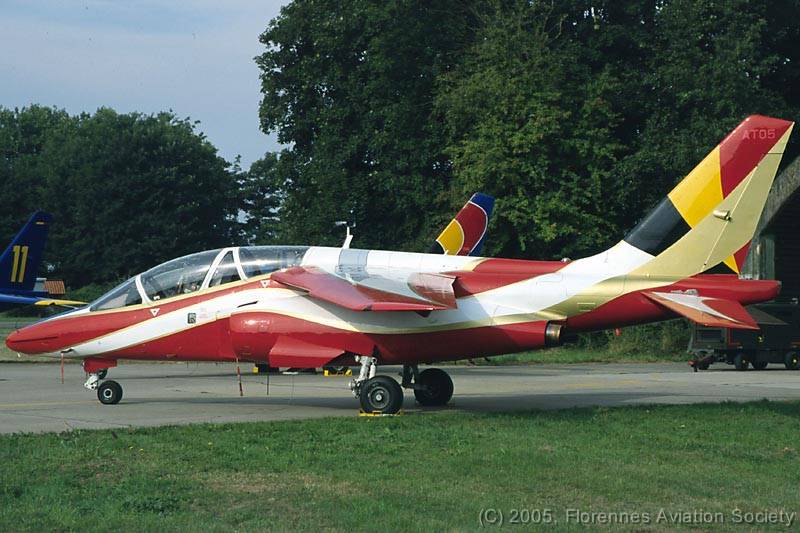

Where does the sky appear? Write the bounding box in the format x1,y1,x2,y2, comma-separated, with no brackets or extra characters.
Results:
0,0,288,168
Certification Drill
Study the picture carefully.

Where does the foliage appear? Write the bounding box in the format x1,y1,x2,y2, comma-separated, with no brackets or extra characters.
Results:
256,0,477,250
257,0,800,258
0,106,241,287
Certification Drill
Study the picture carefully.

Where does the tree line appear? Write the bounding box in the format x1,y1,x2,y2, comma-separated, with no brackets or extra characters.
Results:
2,0,800,290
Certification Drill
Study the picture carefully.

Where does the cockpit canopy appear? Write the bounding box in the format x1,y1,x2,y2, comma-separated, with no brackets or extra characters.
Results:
89,246,309,312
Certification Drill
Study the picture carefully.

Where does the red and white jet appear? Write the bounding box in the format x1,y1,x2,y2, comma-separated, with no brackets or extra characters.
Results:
6,116,793,413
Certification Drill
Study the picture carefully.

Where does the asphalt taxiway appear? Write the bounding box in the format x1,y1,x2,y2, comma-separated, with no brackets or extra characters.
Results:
1,362,799,433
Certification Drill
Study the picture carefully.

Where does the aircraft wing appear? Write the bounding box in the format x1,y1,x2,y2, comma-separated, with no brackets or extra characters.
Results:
0,294,44,306
33,298,87,308
271,266,457,312
644,291,759,330
0,294,85,308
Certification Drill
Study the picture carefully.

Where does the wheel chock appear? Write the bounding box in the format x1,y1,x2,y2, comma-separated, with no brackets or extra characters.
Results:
324,368,353,377
358,409,404,417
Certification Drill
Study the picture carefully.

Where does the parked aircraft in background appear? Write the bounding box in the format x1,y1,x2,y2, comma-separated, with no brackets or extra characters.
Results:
0,212,84,311
6,116,793,413
431,192,494,256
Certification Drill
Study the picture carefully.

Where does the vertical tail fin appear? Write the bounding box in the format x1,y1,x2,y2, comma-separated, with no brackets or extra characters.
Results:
624,115,794,277
0,212,52,292
431,193,495,256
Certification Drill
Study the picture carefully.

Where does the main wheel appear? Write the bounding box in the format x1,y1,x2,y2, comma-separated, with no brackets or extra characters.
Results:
97,369,108,380
359,376,403,414
97,380,123,405
785,352,799,370
413,368,454,406
752,360,768,370
734,353,749,371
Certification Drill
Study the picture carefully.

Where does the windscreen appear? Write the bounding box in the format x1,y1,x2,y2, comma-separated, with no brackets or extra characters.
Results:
90,278,142,311
140,249,220,301
238,246,309,278
209,251,241,287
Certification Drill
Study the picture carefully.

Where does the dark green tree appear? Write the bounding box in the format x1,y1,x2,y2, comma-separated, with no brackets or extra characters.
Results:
0,106,241,287
256,0,477,252
239,152,286,244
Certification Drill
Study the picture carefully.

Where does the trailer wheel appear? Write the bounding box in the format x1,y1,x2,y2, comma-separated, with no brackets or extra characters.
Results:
734,352,749,371
785,352,799,371
752,360,768,370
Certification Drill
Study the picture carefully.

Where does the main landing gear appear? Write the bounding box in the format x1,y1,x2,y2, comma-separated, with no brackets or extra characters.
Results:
349,356,454,414
84,373,123,405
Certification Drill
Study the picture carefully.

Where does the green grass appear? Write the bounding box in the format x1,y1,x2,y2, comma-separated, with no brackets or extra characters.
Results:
462,345,688,365
2,401,799,531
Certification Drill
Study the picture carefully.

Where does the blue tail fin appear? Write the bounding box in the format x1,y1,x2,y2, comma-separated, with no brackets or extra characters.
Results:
0,212,52,293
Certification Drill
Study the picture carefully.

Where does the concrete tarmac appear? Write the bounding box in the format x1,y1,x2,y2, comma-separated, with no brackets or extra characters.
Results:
1,361,799,433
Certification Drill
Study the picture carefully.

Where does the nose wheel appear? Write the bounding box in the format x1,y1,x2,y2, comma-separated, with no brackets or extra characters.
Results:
97,380,123,405
84,372,123,405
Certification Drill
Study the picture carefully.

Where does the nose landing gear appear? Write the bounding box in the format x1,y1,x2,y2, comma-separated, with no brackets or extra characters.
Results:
83,371,123,405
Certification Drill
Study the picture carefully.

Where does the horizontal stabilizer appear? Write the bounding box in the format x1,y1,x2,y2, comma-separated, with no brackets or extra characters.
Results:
271,266,456,312
268,336,344,368
644,291,759,330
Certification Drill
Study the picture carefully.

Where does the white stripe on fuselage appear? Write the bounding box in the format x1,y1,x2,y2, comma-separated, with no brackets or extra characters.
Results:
63,243,654,357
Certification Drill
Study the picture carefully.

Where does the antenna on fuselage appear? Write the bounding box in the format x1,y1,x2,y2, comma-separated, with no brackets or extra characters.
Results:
335,220,354,249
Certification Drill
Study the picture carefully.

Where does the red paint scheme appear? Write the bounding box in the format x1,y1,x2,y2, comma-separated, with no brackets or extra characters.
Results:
5,278,266,354
449,259,565,296
228,311,552,365
454,202,488,255
272,266,454,311
4,268,782,368
719,115,792,197
83,357,117,373
643,292,758,330
566,275,780,332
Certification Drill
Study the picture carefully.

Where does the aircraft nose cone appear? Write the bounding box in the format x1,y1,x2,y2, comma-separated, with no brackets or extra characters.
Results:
5,325,60,355
5,329,25,353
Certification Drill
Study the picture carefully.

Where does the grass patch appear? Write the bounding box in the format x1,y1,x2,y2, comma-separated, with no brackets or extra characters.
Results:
2,401,799,531
470,346,687,365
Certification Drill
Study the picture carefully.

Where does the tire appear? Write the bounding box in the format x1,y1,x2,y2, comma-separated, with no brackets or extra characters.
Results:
752,360,768,370
413,368,454,406
785,352,799,371
734,353,749,371
97,369,108,380
359,376,403,414
97,380,123,405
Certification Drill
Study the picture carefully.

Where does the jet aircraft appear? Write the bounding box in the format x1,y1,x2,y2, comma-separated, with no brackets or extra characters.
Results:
6,115,793,413
0,211,83,311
